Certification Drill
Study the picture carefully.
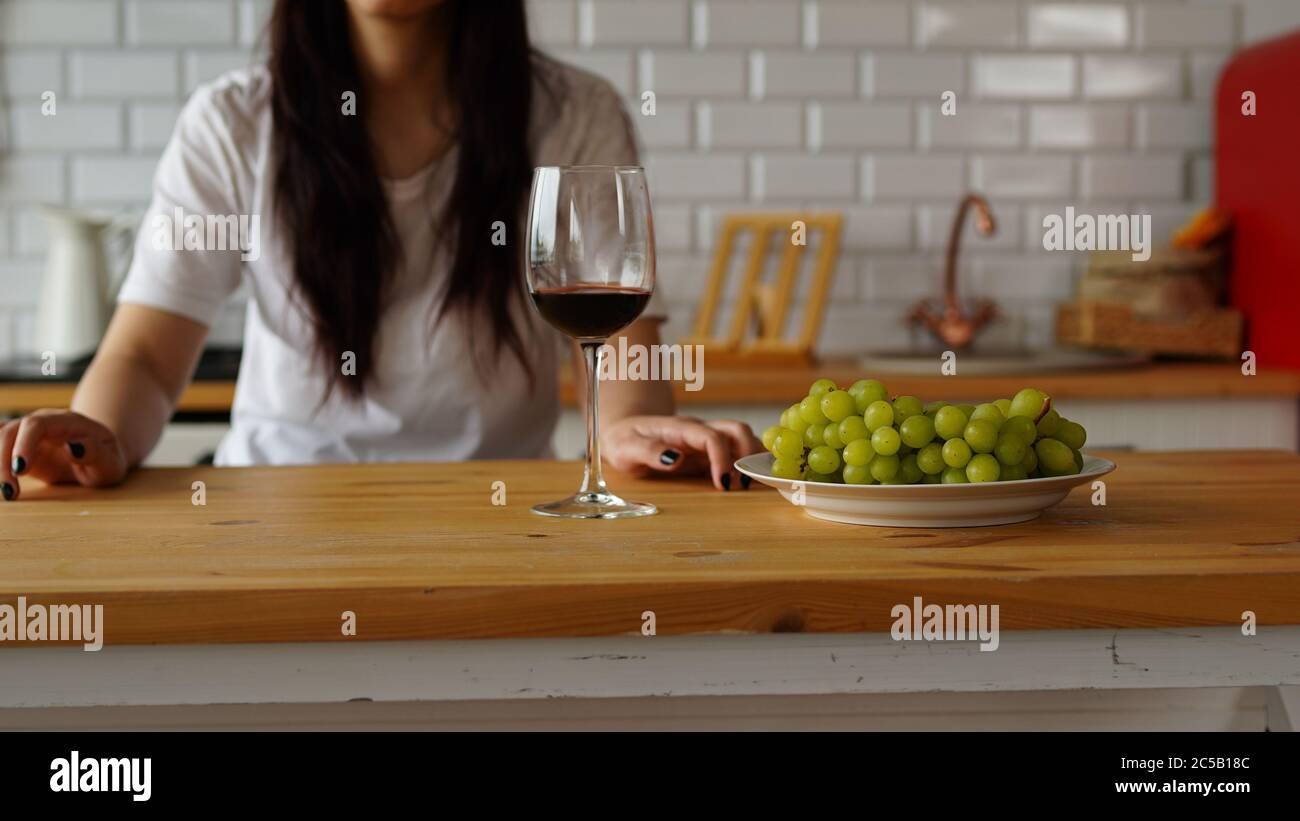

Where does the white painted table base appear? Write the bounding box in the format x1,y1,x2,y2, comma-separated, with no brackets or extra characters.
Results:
3,627,1298,730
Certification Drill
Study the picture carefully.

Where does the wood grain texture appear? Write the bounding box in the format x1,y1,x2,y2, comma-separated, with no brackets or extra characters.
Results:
2,452,1299,645
4,363,1298,415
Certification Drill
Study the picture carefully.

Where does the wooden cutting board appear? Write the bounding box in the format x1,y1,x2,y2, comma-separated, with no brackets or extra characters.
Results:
2,452,1299,645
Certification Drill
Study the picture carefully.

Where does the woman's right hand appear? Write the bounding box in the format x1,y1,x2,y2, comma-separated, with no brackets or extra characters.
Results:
1,409,128,501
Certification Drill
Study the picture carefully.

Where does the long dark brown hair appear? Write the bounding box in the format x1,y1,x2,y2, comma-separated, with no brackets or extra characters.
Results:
268,0,535,398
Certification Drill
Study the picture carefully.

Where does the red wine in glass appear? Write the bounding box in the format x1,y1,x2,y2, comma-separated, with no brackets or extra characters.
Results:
530,284,651,340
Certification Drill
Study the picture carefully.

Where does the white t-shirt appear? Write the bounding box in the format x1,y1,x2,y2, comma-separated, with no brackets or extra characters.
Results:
118,59,657,465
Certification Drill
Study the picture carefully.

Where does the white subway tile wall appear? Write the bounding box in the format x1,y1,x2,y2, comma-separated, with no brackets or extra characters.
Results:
0,0,1296,359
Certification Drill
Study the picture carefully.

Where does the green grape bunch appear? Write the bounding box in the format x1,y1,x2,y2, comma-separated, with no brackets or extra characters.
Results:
760,381,1087,485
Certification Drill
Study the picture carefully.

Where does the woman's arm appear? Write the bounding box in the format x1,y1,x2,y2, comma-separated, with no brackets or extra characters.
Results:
0,304,207,500
579,318,763,491
73,304,211,467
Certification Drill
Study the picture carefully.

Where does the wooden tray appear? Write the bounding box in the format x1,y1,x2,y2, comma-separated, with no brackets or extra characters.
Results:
1055,301,1243,359
1080,248,1228,315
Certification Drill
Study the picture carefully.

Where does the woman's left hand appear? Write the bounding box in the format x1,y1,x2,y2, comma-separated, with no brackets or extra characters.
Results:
601,415,764,491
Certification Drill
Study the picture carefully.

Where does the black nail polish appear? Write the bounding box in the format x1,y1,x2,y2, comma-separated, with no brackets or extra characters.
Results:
721,473,731,491
12,456,26,475
659,449,680,466
740,474,751,490
68,442,85,459
2,483,13,501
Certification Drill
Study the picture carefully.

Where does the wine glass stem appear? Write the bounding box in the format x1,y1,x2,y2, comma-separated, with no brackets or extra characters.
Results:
579,340,609,496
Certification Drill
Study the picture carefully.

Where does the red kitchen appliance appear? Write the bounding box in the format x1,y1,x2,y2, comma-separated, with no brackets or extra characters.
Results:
1216,30,1300,368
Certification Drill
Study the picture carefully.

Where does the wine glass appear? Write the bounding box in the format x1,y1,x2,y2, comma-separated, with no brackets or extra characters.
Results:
525,165,658,519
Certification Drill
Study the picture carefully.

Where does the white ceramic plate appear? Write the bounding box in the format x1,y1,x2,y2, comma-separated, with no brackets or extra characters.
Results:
735,452,1116,528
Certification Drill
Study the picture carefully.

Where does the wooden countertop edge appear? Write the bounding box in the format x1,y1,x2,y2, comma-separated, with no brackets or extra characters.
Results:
6,572,1299,646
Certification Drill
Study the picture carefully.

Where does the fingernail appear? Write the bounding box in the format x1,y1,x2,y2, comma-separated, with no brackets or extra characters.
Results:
2,483,13,501
12,456,26,475
721,473,731,491
68,442,85,459
740,474,751,490
659,449,680,466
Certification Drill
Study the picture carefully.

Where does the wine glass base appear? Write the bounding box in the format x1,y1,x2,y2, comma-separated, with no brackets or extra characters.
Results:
531,491,658,519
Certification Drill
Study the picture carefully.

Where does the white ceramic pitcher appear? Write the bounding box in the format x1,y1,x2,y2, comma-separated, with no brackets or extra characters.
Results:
34,205,137,362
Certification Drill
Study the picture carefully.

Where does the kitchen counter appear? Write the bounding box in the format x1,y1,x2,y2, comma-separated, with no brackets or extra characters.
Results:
5,451,1299,645
564,360,1300,404
1,361,1298,415
5,451,1300,729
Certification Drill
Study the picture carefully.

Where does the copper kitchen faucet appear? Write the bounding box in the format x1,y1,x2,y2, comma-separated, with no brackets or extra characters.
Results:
907,193,999,349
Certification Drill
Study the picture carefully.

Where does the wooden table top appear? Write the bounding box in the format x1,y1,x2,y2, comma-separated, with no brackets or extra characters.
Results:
3,451,1299,646
2,362,1298,414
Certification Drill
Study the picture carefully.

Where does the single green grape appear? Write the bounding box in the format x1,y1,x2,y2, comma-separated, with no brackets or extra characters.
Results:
1000,463,1027,481
808,378,838,399
805,470,838,483
838,415,869,444
842,438,876,467
924,400,948,416
1021,446,1038,474
803,423,824,448
864,400,894,431
820,389,855,423
1001,415,1036,444
850,379,889,413
892,395,924,422
782,405,810,434
963,419,999,453
900,453,924,484
993,432,1027,466
994,398,1012,417
1055,419,1087,451
1035,438,1075,474
934,405,968,440
921,472,942,484
842,463,872,485
1072,448,1084,473
965,453,1001,483
822,422,845,449
869,454,900,482
778,408,793,429
772,457,803,479
941,466,969,484
1036,408,1062,437
916,442,946,474
956,404,977,419
899,414,936,448
870,425,901,456
942,438,972,468
772,429,804,459
761,425,782,452
1009,387,1048,420
807,445,841,474
969,403,1005,429
799,394,829,425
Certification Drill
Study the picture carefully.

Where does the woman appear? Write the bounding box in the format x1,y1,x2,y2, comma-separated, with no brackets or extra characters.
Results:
0,0,761,502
